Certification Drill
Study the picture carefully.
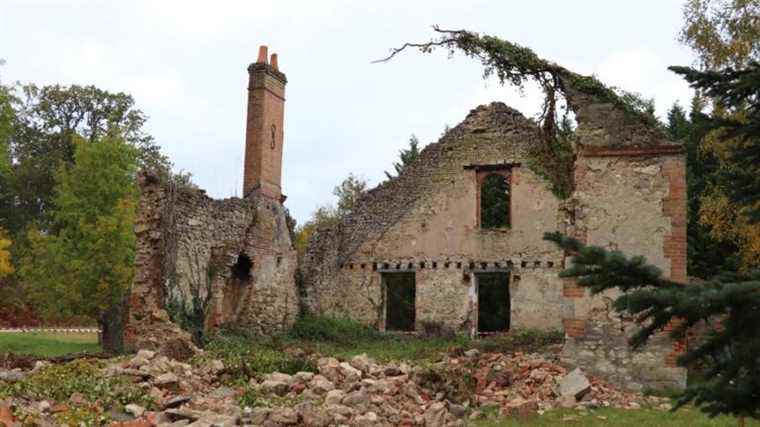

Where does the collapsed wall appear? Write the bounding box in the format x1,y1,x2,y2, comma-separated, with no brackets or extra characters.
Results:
124,172,298,353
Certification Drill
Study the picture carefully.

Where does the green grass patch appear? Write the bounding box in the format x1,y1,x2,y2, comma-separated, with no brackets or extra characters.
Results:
474,407,760,427
286,317,562,363
0,332,100,357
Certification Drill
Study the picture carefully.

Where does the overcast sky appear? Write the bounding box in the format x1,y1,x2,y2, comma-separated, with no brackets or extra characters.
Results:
0,0,696,224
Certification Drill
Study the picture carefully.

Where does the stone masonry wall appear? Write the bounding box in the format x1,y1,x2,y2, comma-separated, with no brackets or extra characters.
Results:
303,103,570,333
559,149,688,391
125,172,298,352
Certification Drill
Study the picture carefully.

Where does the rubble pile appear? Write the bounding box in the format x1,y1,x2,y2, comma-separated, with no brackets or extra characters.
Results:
0,349,671,426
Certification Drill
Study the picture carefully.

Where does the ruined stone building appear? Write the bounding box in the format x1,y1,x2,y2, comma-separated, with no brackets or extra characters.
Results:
301,70,688,390
124,46,298,352
124,43,687,390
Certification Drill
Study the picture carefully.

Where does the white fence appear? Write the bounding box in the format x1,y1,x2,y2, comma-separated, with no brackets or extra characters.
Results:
0,327,100,334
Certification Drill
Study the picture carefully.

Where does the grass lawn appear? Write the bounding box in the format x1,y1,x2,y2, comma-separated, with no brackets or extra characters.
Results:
0,332,100,357
474,407,759,427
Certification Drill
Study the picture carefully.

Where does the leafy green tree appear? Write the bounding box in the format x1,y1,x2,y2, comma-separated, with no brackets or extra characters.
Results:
21,135,138,352
295,174,368,255
545,231,760,420
0,76,16,233
7,84,167,233
0,227,12,278
680,0,760,69
334,173,368,217
385,134,420,179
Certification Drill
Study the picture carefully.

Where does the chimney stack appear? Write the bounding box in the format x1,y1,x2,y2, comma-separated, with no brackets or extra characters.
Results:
243,45,287,201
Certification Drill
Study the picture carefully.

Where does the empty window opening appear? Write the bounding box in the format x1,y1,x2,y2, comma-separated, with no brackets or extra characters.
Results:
477,272,510,333
480,173,510,229
384,272,416,332
231,253,253,281
432,261,437,269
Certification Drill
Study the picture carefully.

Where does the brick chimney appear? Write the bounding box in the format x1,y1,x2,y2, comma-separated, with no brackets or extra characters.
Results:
243,45,287,200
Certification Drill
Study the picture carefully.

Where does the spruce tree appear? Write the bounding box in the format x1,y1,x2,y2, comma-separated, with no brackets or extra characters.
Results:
385,134,420,179
669,62,760,223
545,232,760,419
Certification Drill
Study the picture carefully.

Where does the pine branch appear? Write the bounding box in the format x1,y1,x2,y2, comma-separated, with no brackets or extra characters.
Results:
545,232,760,419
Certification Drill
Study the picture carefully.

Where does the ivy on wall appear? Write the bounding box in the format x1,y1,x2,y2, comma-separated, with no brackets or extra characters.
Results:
376,27,664,199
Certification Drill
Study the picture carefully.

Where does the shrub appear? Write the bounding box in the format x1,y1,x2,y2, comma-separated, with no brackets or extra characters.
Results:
197,333,315,384
288,315,381,343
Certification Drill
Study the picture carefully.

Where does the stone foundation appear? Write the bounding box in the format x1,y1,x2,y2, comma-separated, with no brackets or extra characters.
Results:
561,315,687,391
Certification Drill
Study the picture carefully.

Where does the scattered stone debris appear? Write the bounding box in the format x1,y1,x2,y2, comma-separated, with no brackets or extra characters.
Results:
0,348,671,426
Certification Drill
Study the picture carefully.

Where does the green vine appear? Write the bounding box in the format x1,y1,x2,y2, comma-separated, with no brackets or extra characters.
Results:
377,27,664,198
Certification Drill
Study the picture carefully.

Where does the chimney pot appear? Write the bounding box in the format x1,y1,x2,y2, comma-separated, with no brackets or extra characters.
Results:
257,45,269,64
270,53,279,70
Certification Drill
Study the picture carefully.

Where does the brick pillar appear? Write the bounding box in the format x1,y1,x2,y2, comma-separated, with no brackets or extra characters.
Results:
243,45,287,200
662,157,687,284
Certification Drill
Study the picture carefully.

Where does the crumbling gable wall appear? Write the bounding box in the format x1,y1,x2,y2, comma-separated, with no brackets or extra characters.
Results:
302,79,687,390
124,172,298,353
303,103,570,332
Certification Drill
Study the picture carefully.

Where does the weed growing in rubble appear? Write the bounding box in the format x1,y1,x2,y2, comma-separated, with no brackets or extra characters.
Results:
0,360,154,410
238,386,303,409
196,333,316,384
287,315,381,343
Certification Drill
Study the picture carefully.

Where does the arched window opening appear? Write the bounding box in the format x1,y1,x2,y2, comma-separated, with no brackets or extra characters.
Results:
231,252,253,281
480,173,510,229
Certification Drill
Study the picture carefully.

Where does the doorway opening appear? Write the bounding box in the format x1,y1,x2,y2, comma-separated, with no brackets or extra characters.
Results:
477,272,510,333
383,272,416,332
